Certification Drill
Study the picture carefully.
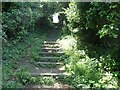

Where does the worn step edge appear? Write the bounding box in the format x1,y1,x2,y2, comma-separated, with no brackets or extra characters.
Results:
38,59,63,62
33,62,63,68
40,52,64,55
40,57,61,59
43,41,59,44
42,44,60,47
41,48,61,50
35,62,63,65
25,85,75,89
31,72,69,76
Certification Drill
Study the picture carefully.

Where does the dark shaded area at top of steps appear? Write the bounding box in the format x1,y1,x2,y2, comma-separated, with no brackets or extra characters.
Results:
40,52,64,57
44,27,61,41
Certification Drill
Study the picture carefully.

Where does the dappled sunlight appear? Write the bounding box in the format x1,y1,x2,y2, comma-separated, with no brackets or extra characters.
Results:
57,35,77,51
58,66,65,71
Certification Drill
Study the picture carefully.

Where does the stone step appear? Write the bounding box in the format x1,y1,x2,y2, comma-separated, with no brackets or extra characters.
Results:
24,84,75,90
41,48,62,52
40,52,64,56
38,59,63,62
41,48,61,50
33,62,63,68
30,66,65,74
36,62,63,65
31,72,69,77
43,41,59,44
40,57,61,59
42,44,60,48
39,57,63,62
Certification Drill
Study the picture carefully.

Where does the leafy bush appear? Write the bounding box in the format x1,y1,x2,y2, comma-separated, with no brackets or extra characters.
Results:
63,2,120,87
64,2,120,46
2,2,44,40
16,68,31,85
28,35,44,62
29,76,56,85
2,31,45,88
2,40,27,88
64,49,118,88
58,35,118,88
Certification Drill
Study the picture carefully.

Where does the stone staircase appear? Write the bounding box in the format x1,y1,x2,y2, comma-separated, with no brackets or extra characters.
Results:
20,28,75,89
23,41,74,90
30,41,68,77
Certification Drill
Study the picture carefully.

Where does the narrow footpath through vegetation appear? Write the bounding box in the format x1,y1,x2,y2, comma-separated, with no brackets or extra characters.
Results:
2,2,120,89
18,28,74,89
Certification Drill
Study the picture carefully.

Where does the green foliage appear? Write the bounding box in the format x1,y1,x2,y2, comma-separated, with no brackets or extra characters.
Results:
2,40,27,88
64,2,80,32
2,2,44,40
2,2,120,88
29,76,56,85
98,24,118,38
64,49,118,88
2,32,45,88
59,35,119,88
63,2,120,88
16,69,56,86
64,2,120,45
86,2,120,39
2,2,68,41
16,68,31,85
28,33,45,63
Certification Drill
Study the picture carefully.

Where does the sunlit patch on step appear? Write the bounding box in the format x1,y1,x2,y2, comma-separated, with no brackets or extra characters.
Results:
57,35,77,51
48,50,52,53
35,67,39,70
59,66,65,71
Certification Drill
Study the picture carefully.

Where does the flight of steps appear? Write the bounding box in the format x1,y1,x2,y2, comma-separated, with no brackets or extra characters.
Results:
25,41,73,90
30,41,68,77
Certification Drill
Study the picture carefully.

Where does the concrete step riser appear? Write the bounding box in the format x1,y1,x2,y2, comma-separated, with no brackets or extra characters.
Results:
24,83,75,90
41,48,61,50
43,43,60,46
40,53,64,56
24,88,75,90
41,49,62,52
34,64,62,68
40,57,61,59
43,42,59,45
38,57,63,62
33,62,63,68
31,73,68,77
38,59,63,62
42,45,60,48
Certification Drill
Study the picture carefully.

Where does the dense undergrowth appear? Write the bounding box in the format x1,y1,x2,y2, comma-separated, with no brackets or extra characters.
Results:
2,31,45,88
60,2,120,88
59,36,118,88
2,2,47,88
